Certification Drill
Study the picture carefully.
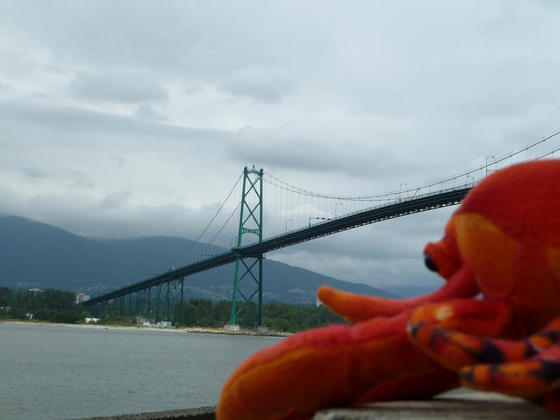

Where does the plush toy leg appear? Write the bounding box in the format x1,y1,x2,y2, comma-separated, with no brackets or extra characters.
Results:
217,311,443,420
435,318,560,416
408,305,560,415
410,315,560,373
318,266,478,323
354,368,459,405
459,344,560,398
407,299,514,371
542,391,560,417
274,411,314,420
454,319,560,397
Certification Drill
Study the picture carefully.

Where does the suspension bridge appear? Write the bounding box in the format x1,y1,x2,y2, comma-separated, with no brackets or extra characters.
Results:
83,130,560,327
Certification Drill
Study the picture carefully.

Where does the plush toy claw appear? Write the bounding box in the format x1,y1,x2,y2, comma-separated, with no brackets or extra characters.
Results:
409,317,560,414
217,159,560,419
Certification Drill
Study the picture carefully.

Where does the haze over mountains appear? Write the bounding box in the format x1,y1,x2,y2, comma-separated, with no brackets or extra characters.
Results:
0,215,395,304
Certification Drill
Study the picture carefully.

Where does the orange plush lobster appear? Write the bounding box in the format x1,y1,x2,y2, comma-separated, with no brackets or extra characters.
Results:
218,159,560,419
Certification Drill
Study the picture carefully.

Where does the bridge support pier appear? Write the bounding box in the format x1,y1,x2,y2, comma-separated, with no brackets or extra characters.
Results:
180,277,184,326
229,167,264,327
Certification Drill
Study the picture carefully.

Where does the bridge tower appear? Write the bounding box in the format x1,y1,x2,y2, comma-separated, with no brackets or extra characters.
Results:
229,166,264,327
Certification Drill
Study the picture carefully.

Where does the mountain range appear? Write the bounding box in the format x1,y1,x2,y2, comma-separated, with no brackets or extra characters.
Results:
0,215,395,304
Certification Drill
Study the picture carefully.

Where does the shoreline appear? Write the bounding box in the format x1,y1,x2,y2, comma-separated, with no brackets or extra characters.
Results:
0,319,292,337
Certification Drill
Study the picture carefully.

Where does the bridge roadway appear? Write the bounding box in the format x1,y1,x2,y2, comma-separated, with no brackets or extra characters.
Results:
84,185,471,306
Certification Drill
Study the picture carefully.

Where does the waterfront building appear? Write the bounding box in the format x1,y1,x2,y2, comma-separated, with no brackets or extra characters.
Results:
76,293,90,303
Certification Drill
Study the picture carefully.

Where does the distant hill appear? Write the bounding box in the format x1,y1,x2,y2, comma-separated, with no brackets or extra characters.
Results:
0,215,395,304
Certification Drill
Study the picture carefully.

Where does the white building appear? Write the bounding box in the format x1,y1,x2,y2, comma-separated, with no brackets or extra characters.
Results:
84,317,99,324
75,293,90,304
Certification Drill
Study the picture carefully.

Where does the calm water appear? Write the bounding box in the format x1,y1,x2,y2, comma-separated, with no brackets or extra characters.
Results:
0,322,282,420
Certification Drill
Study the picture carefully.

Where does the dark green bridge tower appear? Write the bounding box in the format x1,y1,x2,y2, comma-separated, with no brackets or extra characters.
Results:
229,166,264,326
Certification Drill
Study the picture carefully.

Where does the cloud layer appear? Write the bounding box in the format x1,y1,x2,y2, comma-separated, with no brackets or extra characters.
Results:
1,0,560,291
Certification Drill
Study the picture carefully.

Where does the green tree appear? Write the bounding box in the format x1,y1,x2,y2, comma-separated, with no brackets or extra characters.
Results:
170,298,347,332
1,287,88,323
0,287,14,306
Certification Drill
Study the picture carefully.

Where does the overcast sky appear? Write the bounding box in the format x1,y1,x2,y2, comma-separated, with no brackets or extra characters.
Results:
1,1,560,294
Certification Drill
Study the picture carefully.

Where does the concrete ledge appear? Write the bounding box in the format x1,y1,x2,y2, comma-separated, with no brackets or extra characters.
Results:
70,391,556,420
313,400,553,420
69,406,215,420
313,390,555,419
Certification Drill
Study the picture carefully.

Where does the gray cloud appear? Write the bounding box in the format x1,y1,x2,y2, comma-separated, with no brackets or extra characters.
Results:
0,100,230,146
135,104,167,121
99,190,132,211
22,167,48,179
70,71,168,104
1,0,560,293
230,127,408,179
220,65,295,104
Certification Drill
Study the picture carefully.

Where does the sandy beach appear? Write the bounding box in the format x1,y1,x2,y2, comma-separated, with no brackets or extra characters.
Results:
0,319,292,337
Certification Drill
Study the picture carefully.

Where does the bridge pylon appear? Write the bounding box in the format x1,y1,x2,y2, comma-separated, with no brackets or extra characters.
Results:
229,166,264,327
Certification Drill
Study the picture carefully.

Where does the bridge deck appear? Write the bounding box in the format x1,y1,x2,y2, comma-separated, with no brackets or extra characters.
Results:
84,186,471,306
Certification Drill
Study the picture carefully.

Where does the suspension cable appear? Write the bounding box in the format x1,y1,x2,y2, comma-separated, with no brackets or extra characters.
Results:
192,172,242,244
184,171,243,260
207,202,242,247
264,127,560,201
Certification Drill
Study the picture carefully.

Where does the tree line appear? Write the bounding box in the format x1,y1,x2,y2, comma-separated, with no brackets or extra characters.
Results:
0,287,88,323
0,287,347,332
100,298,346,332
171,298,346,332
